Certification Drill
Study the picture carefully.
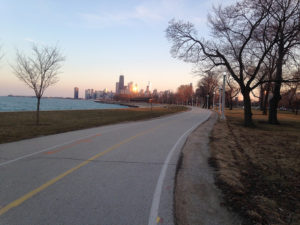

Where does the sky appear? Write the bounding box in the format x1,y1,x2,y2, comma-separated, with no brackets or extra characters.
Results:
0,0,234,98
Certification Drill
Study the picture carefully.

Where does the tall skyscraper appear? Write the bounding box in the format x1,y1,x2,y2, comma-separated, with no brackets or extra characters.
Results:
119,75,124,91
74,87,79,99
116,82,119,94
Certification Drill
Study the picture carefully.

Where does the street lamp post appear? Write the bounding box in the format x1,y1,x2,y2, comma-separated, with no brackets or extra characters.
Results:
221,72,226,120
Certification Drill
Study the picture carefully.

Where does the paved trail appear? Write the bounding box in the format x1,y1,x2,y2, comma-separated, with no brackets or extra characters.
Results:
0,107,211,225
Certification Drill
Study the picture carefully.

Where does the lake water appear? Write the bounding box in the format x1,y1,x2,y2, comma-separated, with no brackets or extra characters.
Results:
0,96,127,112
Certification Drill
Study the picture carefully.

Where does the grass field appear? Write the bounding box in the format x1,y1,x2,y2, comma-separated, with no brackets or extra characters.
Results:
210,109,300,225
0,106,187,144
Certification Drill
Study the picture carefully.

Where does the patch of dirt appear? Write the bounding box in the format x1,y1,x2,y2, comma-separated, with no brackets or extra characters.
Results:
175,112,241,225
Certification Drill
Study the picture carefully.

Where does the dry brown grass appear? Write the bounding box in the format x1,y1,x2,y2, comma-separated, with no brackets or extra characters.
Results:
210,109,300,225
0,106,187,144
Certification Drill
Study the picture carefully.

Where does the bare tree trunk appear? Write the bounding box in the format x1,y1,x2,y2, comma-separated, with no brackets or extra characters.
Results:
263,83,270,115
259,84,264,111
269,92,280,124
269,47,284,124
289,99,294,112
208,94,212,109
36,97,41,125
242,90,253,127
229,98,233,110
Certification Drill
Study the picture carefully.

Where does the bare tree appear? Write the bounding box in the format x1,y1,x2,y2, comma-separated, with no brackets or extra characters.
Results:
260,50,278,115
166,0,278,126
177,84,194,105
196,71,220,108
260,48,300,116
12,44,65,125
280,68,300,112
264,0,300,124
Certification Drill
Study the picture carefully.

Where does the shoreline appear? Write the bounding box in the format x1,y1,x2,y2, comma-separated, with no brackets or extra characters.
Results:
94,100,139,108
0,96,128,112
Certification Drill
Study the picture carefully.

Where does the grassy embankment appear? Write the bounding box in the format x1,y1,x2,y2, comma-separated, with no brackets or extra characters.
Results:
210,109,300,225
0,106,187,144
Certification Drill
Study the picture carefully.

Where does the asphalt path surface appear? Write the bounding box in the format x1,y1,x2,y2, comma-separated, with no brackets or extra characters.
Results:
0,107,211,225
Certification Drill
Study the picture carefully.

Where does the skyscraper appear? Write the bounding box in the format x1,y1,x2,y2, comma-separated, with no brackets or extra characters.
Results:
119,75,124,91
116,82,119,94
74,87,79,99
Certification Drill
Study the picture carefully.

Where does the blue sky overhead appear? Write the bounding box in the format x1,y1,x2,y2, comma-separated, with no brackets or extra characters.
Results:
0,0,234,97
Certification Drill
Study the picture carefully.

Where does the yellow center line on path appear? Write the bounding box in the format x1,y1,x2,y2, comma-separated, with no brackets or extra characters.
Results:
0,121,173,216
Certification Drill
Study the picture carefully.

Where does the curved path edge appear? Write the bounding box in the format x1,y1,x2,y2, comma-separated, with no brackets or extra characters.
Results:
148,108,212,225
174,112,241,225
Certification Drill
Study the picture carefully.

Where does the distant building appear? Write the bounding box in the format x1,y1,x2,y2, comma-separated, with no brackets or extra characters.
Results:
85,89,89,99
128,82,133,93
145,81,151,96
85,89,94,99
94,90,103,99
119,75,124,91
116,82,119,94
119,86,127,95
148,81,152,92
74,87,79,99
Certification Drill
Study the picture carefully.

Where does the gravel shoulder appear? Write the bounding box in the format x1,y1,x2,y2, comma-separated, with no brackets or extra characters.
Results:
175,112,241,225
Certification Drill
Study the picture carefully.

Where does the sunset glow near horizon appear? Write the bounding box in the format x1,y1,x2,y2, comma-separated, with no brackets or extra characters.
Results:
0,0,234,98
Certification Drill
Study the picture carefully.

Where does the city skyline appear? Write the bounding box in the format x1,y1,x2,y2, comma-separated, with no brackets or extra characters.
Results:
82,74,161,100
0,0,234,98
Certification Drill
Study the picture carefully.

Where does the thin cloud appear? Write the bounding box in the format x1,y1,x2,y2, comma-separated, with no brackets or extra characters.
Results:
77,0,184,28
78,4,164,28
76,0,235,29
